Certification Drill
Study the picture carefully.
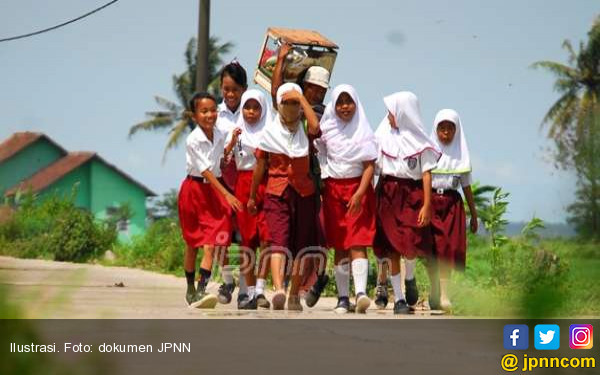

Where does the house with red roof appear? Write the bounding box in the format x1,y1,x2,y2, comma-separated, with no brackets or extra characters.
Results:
0,132,156,239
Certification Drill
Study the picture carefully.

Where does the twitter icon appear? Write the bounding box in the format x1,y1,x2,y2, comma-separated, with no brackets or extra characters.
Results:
535,325,560,350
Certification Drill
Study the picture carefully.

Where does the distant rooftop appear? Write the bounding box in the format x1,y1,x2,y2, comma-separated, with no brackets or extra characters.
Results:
0,131,68,163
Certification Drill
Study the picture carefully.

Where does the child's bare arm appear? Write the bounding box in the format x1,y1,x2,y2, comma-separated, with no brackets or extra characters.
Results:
462,184,479,233
201,169,242,212
418,170,432,227
271,42,292,110
248,156,267,215
224,128,242,156
347,160,375,215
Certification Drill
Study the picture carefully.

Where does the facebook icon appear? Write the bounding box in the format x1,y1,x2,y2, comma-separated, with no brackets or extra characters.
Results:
504,325,529,350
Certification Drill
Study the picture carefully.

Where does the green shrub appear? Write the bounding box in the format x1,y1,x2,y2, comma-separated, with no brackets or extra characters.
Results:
50,208,115,262
0,191,117,262
112,218,184,274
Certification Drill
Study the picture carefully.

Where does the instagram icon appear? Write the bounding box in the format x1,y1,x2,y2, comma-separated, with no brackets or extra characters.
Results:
569,325,593,349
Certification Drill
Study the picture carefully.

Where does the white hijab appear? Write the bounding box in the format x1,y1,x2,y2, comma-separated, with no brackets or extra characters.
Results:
375,91,440,160
318,84,378,163
431,109,471,174
236,89,270,149
258,83,309,158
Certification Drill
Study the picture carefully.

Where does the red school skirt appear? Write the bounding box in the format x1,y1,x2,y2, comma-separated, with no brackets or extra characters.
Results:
178,176,232,248
234,170,269,249
323,177,375,251
220,157,238,193
431,189,467,270
374,176,433,259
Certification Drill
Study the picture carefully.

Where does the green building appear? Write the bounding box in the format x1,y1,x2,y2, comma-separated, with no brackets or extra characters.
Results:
0,132,156,240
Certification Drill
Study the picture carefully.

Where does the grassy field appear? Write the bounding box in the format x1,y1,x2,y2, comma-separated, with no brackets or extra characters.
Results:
1,193,598,318
104,222,600,317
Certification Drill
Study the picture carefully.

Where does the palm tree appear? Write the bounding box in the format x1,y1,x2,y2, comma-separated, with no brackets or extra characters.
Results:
532,16,600,237
466,181,497,218
532,17,600,166
129,36,233,159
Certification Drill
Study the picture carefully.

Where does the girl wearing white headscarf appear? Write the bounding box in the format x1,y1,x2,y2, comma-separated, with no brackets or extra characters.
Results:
248,83,321,312
430,109,478,311
224,89,272,310
309,84,378,314
373,91,441,315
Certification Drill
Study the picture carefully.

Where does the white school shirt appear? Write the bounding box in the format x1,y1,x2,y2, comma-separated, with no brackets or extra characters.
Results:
323,154,366,179
431,172,473,190
225,131,257,171
216,101,240,138
378,149,438,180
185,126,226,178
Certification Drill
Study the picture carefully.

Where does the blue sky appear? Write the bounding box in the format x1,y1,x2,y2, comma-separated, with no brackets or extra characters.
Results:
0,0,597,222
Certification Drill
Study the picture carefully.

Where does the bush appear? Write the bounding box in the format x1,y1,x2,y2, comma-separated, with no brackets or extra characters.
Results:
50,208,115,262
0,191,117,262
112,218,184,274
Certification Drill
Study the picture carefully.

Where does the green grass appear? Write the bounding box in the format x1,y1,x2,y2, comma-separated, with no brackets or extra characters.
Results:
103,219,600,317
2,198,598,317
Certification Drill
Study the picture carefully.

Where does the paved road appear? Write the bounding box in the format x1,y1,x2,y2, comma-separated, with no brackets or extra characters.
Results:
0,256,448,319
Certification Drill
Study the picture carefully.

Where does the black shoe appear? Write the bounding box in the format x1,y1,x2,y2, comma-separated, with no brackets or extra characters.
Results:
217,283,235,304
393,299,410,314
405,278,419,306
374,283,389,309
334,296,351,314
185,284,196,306
256,294,270,309
238,295,258,310
305,274,329,308
237,293,248,309
348,301,356,313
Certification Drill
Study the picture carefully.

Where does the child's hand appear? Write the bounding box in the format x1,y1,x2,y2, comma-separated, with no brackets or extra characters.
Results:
417,205,431,227
470,215,479,233
278,41,292,59
280,90,303,103
346,193,363,216
232,127,242,141
226,193,243,212
247,198,257,216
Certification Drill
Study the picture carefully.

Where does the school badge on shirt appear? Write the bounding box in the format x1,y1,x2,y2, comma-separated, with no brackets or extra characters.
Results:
407,157,418,170
452,175,460,189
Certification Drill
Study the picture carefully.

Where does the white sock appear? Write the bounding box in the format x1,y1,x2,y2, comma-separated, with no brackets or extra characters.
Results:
222,266,234,285
256,278,266,295
391,273,405,302
247,286,256,299
238,275,247,294
334,263,350,298
351,258,369,295
405,258,416,281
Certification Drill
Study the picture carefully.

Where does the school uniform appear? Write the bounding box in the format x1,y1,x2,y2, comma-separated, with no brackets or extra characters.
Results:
373,92,440,259
227,90,270,249
430,109,472,270
217,101,240,192
255,83,319,257
178,125,232,248
317,84,378,251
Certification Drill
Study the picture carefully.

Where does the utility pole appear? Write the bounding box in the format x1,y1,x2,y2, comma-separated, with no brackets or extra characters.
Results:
196,0,210,92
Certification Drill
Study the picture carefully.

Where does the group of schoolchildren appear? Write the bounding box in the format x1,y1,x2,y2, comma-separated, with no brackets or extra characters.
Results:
178,42,479,315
